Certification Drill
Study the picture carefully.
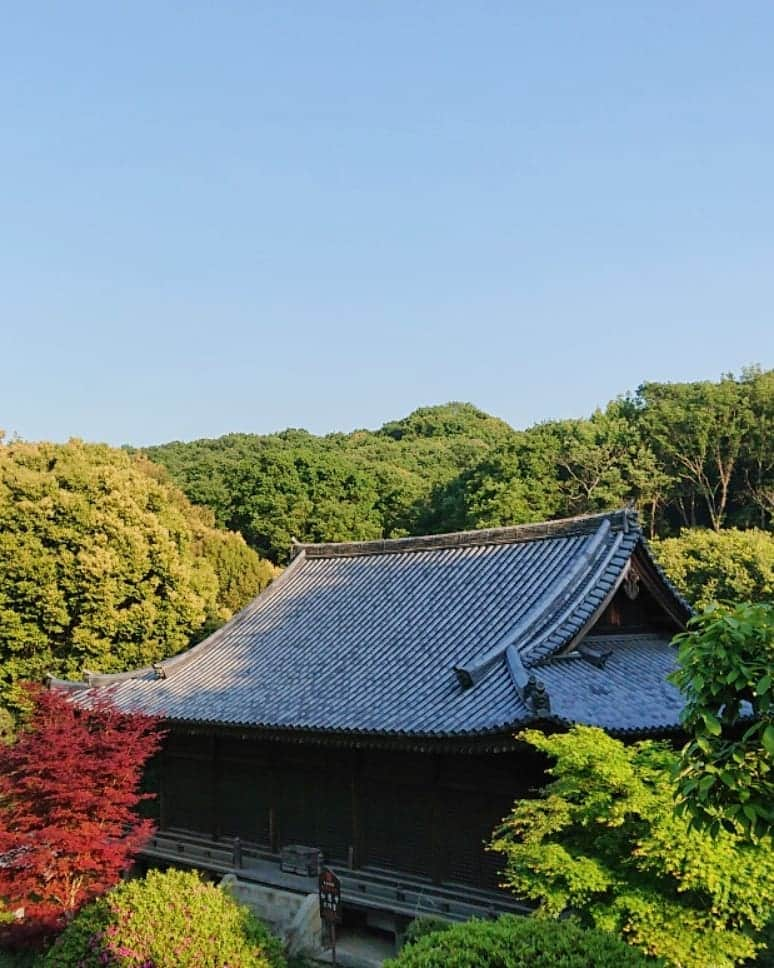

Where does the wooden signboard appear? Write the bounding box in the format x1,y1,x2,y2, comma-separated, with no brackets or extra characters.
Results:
318,867,342,923
318,867,342,965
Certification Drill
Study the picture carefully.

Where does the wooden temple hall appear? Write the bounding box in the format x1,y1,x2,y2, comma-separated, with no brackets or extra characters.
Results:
57,510,692,922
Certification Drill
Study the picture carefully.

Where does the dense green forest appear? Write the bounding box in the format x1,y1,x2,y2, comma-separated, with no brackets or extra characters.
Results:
146,368,773,560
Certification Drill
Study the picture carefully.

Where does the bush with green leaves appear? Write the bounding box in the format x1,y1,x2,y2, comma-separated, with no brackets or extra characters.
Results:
0,951,40,968
491,726,774,967
386,914,659,967
402,915,452,947
670,601,773,839
42,868,286,968
754,919,774,968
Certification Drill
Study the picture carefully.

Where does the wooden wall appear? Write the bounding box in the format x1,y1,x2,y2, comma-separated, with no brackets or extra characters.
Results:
159,733,543,891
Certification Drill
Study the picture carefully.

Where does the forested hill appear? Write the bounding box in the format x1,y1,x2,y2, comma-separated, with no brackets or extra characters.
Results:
145,368,773,566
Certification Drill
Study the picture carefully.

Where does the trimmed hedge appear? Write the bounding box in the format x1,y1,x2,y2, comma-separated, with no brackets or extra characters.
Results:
42,868,285,968
386,915,661,967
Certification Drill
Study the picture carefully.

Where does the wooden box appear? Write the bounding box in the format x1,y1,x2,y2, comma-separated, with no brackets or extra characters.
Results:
280,844,321,876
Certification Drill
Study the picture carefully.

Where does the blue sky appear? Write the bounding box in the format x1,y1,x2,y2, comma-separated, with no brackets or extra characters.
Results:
2,2,772,446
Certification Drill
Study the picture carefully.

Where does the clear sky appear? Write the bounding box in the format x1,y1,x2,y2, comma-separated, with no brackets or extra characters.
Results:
2,2,772,446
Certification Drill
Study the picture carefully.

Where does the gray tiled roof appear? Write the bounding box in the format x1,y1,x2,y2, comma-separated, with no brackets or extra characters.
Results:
71,510,691,739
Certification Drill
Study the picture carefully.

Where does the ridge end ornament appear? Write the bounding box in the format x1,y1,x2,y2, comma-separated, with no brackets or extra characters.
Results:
623,565,640,600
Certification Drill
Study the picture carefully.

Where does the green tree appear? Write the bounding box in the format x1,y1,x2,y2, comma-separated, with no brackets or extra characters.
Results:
448,428,562,530
670,602,774,839
143,376,773,551
491,726,774,967
551,406,646,515
740,367,774,528
652,529,774,608
637,376,754,530
147,403,518,561
0,440,274,711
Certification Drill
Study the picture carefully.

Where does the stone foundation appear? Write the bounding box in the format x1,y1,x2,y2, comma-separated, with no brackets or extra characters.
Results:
220,874,323,958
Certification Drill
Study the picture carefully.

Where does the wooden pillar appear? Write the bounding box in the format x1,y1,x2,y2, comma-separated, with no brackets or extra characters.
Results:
268,751,279,853
211,735,221,840
158,745,168,831
350,750,363,868
430,754,443,885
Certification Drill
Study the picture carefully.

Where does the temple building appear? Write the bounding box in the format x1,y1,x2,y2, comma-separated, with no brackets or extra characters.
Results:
56,509,691,923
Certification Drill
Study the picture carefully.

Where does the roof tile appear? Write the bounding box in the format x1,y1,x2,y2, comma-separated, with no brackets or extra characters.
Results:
72,510,690,738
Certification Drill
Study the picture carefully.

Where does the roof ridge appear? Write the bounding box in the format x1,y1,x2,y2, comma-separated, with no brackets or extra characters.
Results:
295,509,638,559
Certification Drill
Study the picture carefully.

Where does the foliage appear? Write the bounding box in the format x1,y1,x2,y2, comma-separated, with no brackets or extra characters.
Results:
653,529,774,608
146,403,516,562
192,523,279,639
636,374,755,530
402,916,453,947
42,868,286,968
670,602,774,838
0,706,14,745
0,440,274,711
754,918,774,968
0,687,162,945
145,371,773,564
0,950,39,968
490,726,774,967
386,914,658,967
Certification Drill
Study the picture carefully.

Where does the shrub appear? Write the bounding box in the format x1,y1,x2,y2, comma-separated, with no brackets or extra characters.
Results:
0,951,40,968
753,918,774,967
42,869,286,968
402,915,452,947
385,915,659,967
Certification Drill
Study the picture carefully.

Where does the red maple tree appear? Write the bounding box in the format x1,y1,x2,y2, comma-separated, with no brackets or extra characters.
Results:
0,685,163,943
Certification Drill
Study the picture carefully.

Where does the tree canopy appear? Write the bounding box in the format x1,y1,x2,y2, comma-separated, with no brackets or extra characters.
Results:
0,439,276,711
651,528,774,608
144,370,773,568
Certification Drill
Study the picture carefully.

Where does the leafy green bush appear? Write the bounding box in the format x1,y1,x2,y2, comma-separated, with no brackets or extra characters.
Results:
386,915,658,967
42,868,285,968
0,950,41,968
491,726,774,967
402,915,452,947
753,918,774,967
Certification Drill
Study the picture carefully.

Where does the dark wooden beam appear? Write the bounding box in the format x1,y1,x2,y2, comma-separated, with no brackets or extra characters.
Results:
350,750,363,869
268,751,279,853
431,754,443,885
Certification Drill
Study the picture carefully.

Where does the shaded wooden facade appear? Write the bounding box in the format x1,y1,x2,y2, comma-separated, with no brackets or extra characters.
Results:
156,734,545,891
